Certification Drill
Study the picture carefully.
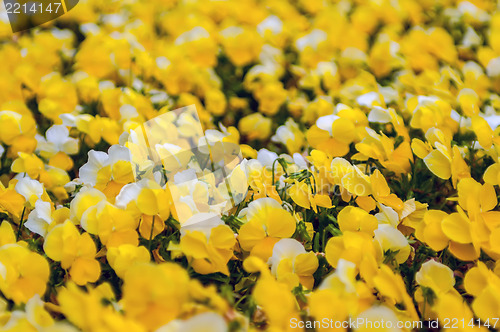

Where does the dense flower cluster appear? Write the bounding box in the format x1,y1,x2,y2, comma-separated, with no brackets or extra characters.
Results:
1,0,500,331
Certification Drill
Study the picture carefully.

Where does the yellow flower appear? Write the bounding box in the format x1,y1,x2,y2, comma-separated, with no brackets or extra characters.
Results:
44,220,100,285
0,244,50,304
179,213,235,275
412,128,470,186
288,180,333,213
254,81,287,116
434,294,477,328
220,26,263,66
106,244,150,278
11,152,44,179
268,238,318,289
175,27,218,68
75,33,131,79
74,114,121,146
416,210,449,252
407,97,457,136
69,188,107,223
0,221,16,246
372,264,419,320
0,180,25,219
354,128,413,174
309,259,375,328
340,163,372,197
204,89,227,116
58,282,144,332
464,262,500,321
435,178,498,260
370,169,403,210
79,145,135,196
0,110,36,146
243,256,301,331
307,115,357,157
337,206,377,235
37,74,78,124
121,263,190,330
325,231,377,268
457,88,480,117
238,113,272,141
441,208,480,261
416,260,455,294
246,157,283,203
81,201,139,248
456,177,497,216
238,198,296,260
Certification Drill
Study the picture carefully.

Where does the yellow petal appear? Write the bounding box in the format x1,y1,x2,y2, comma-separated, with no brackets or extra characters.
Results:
424,149,451,179
442,212,472,244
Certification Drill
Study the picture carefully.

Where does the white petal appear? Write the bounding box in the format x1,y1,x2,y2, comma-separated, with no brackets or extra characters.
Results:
115,183,141,208
357,92,380,107
107,145,131,164
246,197,282,221
62,138,79,155
157,312,227,332
316,115,338,135
14,178,44,201
79,150,109,186
0,262,6,280
368,107,392,123
375,203,400,228
270,238,305,275
256,149,278,168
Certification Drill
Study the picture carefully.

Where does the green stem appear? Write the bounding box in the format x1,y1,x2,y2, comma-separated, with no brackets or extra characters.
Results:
16,206,27,241
271,158,279,187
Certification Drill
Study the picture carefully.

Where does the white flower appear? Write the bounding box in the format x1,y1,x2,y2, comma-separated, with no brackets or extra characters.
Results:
239,197,282,221
36,125,79,157
374,224,411,264
79,150,109,186
316,114,339,135
15,178,44,206
25,200,52,237
256,149,278,168
175,27,210,44
487,57,500,77
368,106,392,123
269,238,306,275
355,306,402,332
357,91,381,107
375,203,400,228
295,29,327,51
115,178,162,209
156,312,227,332
416,259,455,293
257,15,283,35
180,212,225,239
79,145,131,186
271,118,300,146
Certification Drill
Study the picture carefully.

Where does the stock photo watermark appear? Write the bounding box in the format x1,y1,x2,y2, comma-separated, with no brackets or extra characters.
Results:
3,0,78,32
126,105,248,225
